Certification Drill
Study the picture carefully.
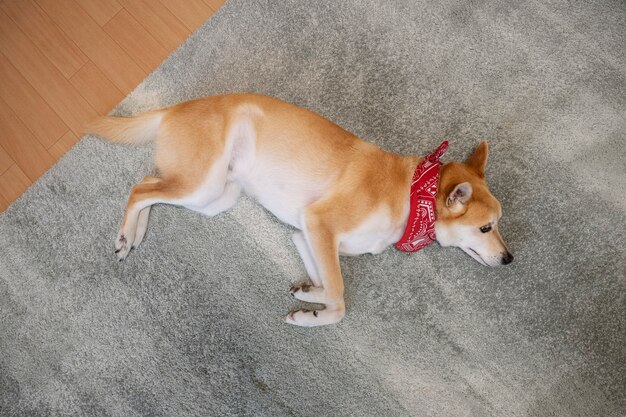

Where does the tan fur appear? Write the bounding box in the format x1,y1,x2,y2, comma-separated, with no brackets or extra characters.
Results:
86,93,511,327
86,110,164,144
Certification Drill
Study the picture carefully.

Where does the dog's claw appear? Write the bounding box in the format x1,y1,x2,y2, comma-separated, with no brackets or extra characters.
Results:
289,283,312,294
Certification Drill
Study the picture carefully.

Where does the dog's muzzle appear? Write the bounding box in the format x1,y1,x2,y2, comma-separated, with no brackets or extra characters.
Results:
501,251,514,265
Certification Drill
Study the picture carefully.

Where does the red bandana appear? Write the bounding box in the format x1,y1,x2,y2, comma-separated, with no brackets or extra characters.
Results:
395,140,449,252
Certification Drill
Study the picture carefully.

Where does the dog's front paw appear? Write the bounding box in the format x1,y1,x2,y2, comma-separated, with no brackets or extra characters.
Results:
285,305,345,327
289,283,324,303
289,283,312,296
285,308,320,327
114,233,132,260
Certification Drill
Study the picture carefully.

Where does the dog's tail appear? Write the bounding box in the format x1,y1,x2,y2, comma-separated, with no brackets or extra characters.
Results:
84,110,165,145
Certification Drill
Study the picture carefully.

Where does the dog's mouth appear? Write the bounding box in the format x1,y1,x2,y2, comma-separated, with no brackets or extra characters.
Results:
465,247,488,266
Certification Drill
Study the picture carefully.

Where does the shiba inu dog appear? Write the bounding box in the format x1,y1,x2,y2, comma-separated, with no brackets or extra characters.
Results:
86,94,513,327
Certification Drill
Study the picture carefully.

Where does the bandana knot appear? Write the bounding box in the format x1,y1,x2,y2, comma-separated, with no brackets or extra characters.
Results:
395,140,448,252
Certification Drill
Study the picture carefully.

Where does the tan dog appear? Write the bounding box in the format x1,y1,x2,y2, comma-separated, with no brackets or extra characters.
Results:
86,94,513,327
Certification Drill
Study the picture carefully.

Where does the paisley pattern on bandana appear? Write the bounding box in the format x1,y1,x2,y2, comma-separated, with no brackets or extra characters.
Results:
395,141,449,252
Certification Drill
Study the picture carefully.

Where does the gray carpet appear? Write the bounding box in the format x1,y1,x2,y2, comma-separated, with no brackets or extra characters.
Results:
1,0,625,415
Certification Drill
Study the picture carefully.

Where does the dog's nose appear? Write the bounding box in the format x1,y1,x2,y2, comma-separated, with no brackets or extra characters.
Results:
501,251,514,265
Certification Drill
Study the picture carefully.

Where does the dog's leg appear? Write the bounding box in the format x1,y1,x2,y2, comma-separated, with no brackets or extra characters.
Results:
291,232,322,287
132,207,150,247
191,182,241,217
286,209,345,327
131,176,160,248
115,177,181,260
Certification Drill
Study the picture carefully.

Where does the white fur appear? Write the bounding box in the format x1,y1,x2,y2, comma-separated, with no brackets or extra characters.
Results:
292,232,321,286
338,207,407,256
435,222,506,267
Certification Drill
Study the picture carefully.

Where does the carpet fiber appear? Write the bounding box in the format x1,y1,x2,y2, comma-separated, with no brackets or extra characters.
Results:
1,0,625,415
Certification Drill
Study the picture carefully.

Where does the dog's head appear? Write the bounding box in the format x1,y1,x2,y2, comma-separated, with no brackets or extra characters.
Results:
434,141,513,266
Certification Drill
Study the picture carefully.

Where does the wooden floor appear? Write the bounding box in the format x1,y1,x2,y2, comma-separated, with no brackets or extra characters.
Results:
0,0,225,212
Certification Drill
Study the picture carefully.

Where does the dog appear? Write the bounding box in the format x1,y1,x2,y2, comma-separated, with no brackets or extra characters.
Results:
86,94,513,327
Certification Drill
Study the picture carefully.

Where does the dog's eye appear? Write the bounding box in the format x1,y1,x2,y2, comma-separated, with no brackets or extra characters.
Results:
480,224,492,233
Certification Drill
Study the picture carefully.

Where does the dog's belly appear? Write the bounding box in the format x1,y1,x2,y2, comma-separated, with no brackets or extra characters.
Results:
245,185,310,228
227,128,405,251
235,166,405,252
227,125,337,228
235,169,328,230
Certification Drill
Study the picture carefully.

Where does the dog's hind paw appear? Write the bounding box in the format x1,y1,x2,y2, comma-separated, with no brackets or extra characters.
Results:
114,233,132,260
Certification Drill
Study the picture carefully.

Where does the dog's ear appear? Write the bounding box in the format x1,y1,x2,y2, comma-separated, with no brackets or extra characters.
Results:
446,182,473,211
465,141,488,177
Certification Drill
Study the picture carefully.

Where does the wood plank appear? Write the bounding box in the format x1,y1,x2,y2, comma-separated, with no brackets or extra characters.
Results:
0,97,55,181
159,0,213,31
0,10,97,136
75,0,122,26
70,61,124,114
0,189,9,212
0,145,13,175
37,0,145,93
0,53,69,149
203,0,225,13
103,9,169,74
118,0,190,51
0,163,32,207
1,0,87,78
48,130,79,160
